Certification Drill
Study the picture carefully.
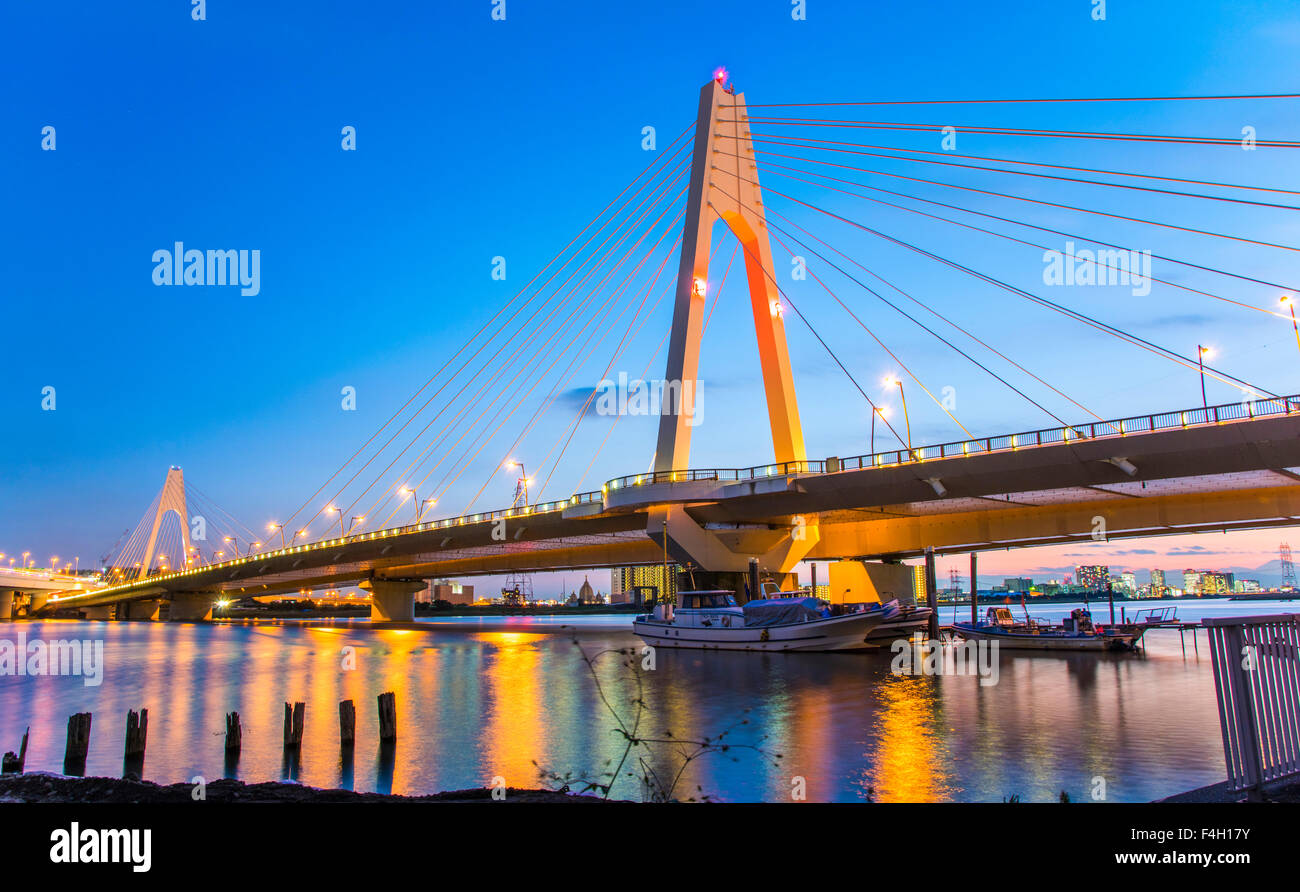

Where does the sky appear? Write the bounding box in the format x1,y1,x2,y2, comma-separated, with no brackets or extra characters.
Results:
2,1,1299,592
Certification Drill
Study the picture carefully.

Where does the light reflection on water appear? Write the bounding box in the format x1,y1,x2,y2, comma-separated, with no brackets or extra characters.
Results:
0,600,1292,802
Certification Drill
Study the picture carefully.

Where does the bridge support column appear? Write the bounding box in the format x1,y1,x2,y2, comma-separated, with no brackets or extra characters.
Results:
360,578,423,623
0,590,14,621
122,599,163,621
81,605,114,621
168,592,216,622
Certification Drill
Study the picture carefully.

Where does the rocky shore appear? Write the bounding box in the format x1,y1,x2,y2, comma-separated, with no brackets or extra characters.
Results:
0,773,608,804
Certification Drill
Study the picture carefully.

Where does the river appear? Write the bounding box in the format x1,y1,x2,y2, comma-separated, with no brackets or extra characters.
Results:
1,597,1294,802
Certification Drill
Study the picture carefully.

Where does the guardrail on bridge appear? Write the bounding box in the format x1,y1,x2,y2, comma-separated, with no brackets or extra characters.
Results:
1204,613,1300,798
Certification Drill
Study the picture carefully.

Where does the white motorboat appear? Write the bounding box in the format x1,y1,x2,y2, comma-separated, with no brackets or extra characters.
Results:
632,590,892,652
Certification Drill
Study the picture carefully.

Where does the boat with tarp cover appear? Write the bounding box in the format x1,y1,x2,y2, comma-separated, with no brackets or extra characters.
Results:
632,590,892,652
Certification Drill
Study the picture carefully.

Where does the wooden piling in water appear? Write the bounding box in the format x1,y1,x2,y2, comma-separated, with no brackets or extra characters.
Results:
339,699,356,746
1,727,29,775
283,702,305,748
63,713,92,775
924,547,940,639
377,692,397,743
225,712,242,753
124,709,148,759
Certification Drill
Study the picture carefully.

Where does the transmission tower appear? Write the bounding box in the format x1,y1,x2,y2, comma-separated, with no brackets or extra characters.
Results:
1281,542,1297,590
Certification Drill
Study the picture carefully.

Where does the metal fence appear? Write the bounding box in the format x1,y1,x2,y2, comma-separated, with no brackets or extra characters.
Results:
1204,613,1300,796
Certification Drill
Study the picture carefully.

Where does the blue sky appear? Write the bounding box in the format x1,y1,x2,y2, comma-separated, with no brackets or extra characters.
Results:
2,1,1298,587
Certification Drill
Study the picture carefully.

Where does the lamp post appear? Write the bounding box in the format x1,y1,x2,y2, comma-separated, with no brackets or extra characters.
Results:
399,487,421,522
1282,295,1300,364
1197,344,1213,409
504,460,530,507
870,405,891,455
883,377,912,457
268,522,286,549
326,505,346,537
348,516,364,536
420,498,437,522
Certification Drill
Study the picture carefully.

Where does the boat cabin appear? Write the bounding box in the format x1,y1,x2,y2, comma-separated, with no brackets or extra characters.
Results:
985,606,1018,627
678,591,739,609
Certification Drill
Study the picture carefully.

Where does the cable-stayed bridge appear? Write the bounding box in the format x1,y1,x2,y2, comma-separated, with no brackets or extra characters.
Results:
28,75,1300,622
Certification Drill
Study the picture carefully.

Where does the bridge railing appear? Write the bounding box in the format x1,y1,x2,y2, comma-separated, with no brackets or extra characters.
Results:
81,394,1300,599
1204,613,1300,797
603,395,1299,489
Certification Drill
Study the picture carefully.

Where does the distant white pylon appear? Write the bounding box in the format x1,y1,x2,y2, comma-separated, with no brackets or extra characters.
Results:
139,467,193,575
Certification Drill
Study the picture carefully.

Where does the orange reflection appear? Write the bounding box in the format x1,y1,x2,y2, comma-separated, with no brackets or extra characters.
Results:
480,632,546,788
864,676,956,802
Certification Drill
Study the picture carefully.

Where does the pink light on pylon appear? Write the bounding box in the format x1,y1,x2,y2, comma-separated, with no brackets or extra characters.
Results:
713,66,728,83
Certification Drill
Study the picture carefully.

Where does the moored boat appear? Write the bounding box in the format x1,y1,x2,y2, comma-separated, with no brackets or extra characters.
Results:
633,590,892,652
952,606,1145,652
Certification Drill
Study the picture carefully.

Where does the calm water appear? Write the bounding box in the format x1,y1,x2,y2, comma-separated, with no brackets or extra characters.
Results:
1,598,1295,802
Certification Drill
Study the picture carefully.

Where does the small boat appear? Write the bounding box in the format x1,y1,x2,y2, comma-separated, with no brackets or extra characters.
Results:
952,606,1145,652
751,582,933,644
633,590,891,652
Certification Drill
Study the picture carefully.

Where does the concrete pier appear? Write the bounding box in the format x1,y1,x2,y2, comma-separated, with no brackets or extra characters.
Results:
121,599,162,621
359,578,425,622
0,590,14,621
168,592,215,622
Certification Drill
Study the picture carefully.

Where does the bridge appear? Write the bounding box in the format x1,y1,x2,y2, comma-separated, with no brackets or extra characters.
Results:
25,75,1300,623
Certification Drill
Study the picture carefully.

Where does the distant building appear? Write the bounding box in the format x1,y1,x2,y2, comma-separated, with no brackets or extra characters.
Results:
1235,579,1262,593
421,580,474,605
611,565,678,605
1150,569,1166,596
1183,569,1201,595
911,565,927,601
1003,577,1032,593
1120,571,1138,594
575,576,605,605
1076,565,1109,591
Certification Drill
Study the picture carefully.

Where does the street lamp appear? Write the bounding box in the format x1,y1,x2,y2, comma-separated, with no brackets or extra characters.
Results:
420,498,437,522
222,535,238,557
883,376,912,457
1281,295,1300,364
268,522,286,549
1197,345,1214,409
348,516,364,536
870,405,891,455
325,505,345,537
504,460,529,506
399,486,421,522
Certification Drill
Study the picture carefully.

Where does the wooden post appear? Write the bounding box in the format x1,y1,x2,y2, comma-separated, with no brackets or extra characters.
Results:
2,727,29,775
377,692,397,743
225,712,242,753
970,552,978,625
339,699,356,746
124,709,148,759
283,702,305,748
810,562,817,597
63,713,92,775
924,547,940,639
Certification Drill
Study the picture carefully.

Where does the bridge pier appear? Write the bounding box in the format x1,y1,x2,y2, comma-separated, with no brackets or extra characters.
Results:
121,599,163,621
0,590,14,621
168,592,216,622
81,605,114,620
360,578,424,623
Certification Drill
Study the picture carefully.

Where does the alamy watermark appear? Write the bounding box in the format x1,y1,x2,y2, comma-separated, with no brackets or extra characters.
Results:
0,630,104,687
890,633,999,687
594,373,702,426
152,242,261,297
1042,242,1151,297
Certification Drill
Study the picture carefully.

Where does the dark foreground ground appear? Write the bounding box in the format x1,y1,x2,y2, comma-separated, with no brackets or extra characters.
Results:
0,773,608,803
